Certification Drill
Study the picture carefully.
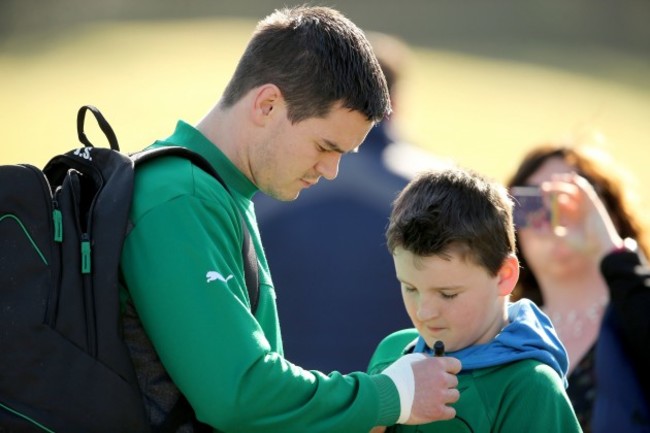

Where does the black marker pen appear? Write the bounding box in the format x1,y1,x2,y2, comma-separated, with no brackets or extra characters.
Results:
433,340,445,357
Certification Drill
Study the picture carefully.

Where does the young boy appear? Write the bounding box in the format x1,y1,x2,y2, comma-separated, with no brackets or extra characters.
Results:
368,167,582,432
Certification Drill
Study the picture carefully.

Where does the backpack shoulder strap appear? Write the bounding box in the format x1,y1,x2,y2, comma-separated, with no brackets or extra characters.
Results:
130,146,260,314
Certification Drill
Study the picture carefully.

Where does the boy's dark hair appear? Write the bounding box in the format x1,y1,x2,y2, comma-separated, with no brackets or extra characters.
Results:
220,6,391,123
386,168,516,276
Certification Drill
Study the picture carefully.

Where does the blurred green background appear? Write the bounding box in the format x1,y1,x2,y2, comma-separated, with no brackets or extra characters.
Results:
1,0,649,214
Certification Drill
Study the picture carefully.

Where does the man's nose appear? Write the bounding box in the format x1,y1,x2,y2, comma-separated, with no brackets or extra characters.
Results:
316,152,342,181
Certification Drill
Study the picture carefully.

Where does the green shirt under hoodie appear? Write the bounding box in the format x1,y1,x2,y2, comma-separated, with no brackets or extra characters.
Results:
120,121,400,433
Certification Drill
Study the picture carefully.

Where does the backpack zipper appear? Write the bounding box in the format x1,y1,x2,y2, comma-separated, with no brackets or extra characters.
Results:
45,187,64,327
52,197,63,243
81,232,91,274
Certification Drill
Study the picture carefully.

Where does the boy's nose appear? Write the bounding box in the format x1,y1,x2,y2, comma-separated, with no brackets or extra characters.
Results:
416,296,440,322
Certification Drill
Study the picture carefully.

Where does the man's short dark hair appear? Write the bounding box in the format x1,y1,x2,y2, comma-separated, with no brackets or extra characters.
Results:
221,6,391,124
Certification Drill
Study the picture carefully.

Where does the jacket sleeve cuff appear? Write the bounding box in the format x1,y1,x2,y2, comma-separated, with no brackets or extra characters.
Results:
369,373,401,427
379,353,427,424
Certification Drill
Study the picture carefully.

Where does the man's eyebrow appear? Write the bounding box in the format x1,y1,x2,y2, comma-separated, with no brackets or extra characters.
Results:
322,139,358,154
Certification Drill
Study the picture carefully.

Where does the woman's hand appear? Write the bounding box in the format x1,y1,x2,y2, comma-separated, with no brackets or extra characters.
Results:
542,173,624,261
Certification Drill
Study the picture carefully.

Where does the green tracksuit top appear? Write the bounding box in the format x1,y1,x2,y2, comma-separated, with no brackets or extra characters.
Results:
120,121,400,433
368,329,583,433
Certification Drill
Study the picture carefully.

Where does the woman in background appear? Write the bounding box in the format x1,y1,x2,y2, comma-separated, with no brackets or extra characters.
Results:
506,141,649,433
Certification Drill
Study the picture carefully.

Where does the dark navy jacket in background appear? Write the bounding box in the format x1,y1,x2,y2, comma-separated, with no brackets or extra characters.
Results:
253,124,413,373
593,251,650,433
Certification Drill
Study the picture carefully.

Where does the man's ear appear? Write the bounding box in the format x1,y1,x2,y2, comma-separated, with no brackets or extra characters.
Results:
497,254,520,296
251,84,283,126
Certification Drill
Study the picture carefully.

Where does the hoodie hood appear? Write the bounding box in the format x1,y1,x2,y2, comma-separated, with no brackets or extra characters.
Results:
414,299,569,386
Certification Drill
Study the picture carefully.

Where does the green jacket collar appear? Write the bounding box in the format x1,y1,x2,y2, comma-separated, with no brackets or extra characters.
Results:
159,120,258,200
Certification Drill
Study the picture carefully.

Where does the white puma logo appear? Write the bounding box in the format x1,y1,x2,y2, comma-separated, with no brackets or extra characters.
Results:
206,271,234,284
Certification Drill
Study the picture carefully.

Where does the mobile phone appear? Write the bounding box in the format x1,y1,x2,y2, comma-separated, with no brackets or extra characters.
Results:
510,186,551,230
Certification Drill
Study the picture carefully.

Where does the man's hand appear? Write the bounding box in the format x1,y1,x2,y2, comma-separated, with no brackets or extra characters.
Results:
381,353,461,425
405,355,461,424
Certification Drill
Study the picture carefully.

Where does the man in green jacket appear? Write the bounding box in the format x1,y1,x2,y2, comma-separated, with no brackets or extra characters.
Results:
120,6,461,432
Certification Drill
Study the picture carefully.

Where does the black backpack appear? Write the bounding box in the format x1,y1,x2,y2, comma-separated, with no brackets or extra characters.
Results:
0,105,259,432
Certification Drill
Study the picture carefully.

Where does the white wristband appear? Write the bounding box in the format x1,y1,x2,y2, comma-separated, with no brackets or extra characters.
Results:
381,353,427,424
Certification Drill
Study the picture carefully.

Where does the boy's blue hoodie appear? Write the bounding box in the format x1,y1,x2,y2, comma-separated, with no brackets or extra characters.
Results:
414,299,569,387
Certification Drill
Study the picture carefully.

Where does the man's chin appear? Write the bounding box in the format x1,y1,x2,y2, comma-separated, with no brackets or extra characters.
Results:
266,188,301,202
285,190,301,201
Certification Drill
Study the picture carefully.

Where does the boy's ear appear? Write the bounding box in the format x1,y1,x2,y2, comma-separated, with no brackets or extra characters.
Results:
497,254,520,296
251,84,284,126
